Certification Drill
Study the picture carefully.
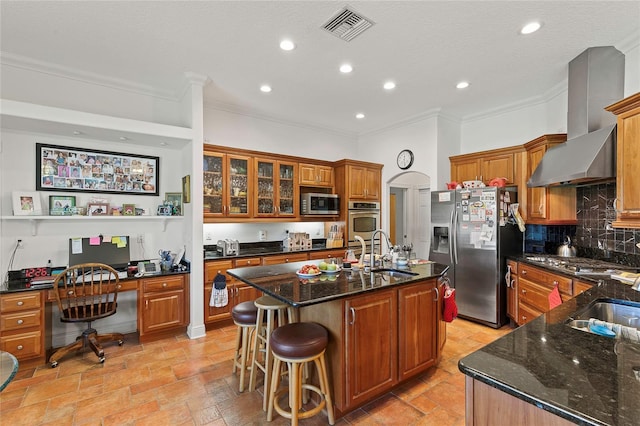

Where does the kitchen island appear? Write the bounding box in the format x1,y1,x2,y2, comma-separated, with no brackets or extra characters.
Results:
459,271,640,426
227,260,449,417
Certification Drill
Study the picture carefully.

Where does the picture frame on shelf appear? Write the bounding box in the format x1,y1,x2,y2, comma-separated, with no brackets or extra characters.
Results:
165,192,182,215
157,205,172,216
182,175,191,203
12,191,43,216
36,143,160,196
122,204,135,216
87,203,109,216
49,195,76,216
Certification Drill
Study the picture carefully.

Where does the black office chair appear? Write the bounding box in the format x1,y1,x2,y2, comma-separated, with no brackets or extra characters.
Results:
49,263,124,367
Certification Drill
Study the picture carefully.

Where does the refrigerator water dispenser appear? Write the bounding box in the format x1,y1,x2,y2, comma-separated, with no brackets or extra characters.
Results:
432,227,449,254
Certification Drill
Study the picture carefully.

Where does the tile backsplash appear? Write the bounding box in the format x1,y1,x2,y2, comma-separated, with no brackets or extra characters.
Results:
524,182,640,266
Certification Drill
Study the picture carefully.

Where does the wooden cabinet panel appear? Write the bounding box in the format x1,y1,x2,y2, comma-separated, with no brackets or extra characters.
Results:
398,282,437,381
1,292,41,312
254,158,298,218
481,153,515,183
518,279,551,313
308,249,346,260
1,309,41,332
606,92,640,228
299,163,334,187
518,264,572,296
450,157,481,184
203,151,252,219
262,252,308,265
517,300,544,325
1,330,42,359
0,291,45,362
346,165,381,201
140,275,188,336
573,280,593,296
345,290,397,407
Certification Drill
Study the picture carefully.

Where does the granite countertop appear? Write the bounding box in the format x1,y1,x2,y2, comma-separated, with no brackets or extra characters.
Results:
459,257,640,426
204,243,343,260
227,260,449,307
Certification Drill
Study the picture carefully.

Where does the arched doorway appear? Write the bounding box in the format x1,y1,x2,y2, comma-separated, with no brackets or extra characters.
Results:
387,171,431,259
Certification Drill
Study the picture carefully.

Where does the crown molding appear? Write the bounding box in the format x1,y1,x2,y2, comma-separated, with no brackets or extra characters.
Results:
1,51,178,101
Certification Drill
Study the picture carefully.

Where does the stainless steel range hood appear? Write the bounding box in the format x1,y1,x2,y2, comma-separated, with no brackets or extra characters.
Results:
528,47,625,187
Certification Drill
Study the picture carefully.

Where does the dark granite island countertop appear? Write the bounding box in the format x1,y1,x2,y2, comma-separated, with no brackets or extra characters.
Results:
459,278,640,426
226,260,449,307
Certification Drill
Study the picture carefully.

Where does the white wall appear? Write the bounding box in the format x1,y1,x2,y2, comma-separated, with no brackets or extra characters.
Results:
203,107,358,160
204,221,327,245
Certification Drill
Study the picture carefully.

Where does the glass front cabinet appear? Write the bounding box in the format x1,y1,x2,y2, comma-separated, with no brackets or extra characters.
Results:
254,158,298,218
204,151,251,219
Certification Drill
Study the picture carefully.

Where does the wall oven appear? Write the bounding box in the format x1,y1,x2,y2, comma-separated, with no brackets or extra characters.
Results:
347,201,380,245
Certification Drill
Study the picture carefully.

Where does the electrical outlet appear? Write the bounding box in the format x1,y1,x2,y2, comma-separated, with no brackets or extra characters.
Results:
136,234,144,244
17,239,24,249
205,233,213,241
258,230,267,241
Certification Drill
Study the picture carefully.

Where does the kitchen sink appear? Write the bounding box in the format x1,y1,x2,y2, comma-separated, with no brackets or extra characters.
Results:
567,298,640,339
371,268,419,277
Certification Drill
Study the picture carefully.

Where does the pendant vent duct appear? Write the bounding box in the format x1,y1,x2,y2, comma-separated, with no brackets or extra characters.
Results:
322,7,375,42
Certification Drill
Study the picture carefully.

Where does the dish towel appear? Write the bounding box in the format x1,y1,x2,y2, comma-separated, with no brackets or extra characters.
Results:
443,282,458,322
210,273,229,307
588,318,640,342
548,285,562,309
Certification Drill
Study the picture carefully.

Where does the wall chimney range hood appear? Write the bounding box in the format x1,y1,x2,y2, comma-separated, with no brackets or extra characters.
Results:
527,47,625,187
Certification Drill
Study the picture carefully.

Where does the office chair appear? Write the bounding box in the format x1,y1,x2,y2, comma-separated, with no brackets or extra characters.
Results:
49,263,124,367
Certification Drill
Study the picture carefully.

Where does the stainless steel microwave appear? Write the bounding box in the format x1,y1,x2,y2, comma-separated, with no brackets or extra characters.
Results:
300,193,339,215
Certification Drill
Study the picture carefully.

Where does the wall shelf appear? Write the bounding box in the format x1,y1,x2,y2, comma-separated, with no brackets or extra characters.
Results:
1,215,183,235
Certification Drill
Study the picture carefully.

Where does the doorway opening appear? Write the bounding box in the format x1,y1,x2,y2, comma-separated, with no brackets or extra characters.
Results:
388,171,431,259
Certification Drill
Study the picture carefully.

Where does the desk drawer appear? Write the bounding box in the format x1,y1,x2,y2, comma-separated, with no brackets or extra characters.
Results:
1,309,41,331
1,292,41,312
1,330,41,359
142,275,185,292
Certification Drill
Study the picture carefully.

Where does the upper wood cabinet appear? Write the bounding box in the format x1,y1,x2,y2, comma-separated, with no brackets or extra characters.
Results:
606,92,640,229
203,150,252,219
299,163,334,187
334,160,383,203
450,146,523,186
254,157,298,218
524,134,577,225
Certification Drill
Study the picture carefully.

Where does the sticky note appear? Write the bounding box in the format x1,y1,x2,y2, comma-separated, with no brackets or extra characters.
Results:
111,236,121,244
89,236,101,246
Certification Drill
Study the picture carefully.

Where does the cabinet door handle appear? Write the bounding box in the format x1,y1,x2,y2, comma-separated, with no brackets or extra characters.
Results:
17,319,24,325
510,279,516,288
521,270,527,275
17,345,23,350
521,315,527,322
349,307,355,325
521,289,527,294
162,282,168,287
553,280,558,286
17,301,24,306
433,286,439,302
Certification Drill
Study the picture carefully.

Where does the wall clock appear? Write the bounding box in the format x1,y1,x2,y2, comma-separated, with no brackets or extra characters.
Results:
397,149,414,170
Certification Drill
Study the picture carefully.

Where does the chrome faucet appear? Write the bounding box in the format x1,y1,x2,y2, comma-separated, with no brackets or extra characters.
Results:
370,229,392,271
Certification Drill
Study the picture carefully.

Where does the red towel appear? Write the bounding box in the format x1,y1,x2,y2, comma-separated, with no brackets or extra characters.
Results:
443,287,458,322
548,286,562,309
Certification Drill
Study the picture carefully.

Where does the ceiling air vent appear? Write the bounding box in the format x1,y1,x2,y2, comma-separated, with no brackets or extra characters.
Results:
322,7,375,42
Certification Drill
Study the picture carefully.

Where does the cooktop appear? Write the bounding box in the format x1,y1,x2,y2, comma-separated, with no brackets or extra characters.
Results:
524,255,639,276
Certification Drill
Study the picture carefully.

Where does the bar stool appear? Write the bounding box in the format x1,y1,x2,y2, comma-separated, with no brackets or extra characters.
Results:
231,301,258,392
267,322,335,426
249,295,296,411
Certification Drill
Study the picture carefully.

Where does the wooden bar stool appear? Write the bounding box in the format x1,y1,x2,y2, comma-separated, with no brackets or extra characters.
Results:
249,295,296,410
231,301,258,392
267,322,335,426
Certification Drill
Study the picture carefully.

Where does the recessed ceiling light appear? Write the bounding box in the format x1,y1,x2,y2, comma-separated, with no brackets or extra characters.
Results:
340,64,353,73
521,22,541,35
279,39,296,51
383,81,396,90
260,85,272,93
456,81,470,89
119,136,128,141
355,113,365,119
72,130,82,135
160,142,168,146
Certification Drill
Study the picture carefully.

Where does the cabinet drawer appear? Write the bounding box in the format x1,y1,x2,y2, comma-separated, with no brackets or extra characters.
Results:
1,292,41,312
519,279,550,313
1,309,41,332
262,253,308,265
234,257,262,268
519,264,572,295
517,302,543,325
1,331,41,359
142,276,185,292
205,260,234,283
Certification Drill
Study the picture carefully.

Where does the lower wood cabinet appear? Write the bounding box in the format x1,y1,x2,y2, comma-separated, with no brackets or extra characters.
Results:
299,278,442,417
0,291,46,362
262,252,308,265
139,274,189,339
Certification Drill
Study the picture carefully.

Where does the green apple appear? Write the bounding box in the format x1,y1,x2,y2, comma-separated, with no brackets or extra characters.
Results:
327,263,337,271
319,261,328,270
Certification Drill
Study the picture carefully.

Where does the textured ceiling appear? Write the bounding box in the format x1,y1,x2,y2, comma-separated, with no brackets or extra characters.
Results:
1,1,639,135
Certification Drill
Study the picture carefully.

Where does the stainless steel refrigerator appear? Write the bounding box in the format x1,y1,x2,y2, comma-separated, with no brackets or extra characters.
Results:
429,187,522,328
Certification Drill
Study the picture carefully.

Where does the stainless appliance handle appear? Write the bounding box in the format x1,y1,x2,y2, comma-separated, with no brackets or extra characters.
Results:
449,210,455,264
452,208,459,264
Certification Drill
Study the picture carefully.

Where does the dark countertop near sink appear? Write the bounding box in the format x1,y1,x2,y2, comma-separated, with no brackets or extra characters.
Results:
227,260,448,307
204,241,343,260
459,256,640,426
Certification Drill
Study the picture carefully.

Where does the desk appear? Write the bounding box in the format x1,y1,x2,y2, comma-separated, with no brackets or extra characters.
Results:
1,272,189,365
0,350,18,391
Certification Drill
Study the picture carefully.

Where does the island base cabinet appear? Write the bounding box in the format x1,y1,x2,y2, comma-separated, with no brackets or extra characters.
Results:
465,377,574,426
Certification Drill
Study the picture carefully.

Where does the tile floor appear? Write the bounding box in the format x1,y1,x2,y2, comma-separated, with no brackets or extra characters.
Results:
0,318,512,425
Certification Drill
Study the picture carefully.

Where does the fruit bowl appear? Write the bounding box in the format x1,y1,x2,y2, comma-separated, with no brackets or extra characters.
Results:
321,266,342,274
